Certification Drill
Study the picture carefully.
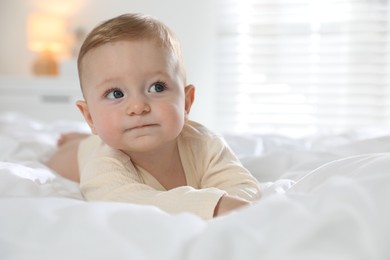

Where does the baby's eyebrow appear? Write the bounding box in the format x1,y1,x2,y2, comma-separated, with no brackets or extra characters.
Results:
95,78,119,89
145,69,171,78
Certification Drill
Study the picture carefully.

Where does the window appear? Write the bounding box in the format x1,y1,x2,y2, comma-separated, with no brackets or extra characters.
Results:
216,0,389,137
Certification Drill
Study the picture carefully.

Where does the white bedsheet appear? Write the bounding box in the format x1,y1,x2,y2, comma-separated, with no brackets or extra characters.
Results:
1,113,389,260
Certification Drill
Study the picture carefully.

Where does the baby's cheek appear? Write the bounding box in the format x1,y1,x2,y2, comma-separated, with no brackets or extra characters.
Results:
94,117,118,141
166,104,185,121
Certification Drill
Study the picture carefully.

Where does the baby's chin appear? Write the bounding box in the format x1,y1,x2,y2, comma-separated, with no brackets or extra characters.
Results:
117,136,178,154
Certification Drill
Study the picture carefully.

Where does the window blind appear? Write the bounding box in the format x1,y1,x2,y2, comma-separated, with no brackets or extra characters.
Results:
216,0,389,137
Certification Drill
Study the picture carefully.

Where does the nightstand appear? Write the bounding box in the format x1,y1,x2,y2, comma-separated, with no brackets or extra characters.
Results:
0,76,84,122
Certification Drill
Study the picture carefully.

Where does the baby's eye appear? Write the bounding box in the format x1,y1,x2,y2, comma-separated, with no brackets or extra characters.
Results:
149,82,166,93
106,89,124,99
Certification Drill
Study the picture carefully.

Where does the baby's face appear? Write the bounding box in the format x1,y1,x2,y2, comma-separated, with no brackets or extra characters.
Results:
78,39,191,154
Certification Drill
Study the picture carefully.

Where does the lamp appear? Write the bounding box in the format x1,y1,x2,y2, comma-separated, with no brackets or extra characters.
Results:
27,13,69,76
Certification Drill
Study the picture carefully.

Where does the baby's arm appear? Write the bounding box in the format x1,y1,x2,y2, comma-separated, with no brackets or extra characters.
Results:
201,136,261,202
213,195,250,217
82,166,248,219
80,157,229,219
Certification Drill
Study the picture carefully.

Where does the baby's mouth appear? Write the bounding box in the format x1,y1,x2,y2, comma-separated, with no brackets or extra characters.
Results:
127,124,158,131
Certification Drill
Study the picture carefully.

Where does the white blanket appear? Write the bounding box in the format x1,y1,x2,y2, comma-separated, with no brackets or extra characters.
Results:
1,112,389,260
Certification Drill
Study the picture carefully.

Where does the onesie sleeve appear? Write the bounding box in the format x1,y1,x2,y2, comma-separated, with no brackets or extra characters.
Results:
199,134,261,201
78,136,226,220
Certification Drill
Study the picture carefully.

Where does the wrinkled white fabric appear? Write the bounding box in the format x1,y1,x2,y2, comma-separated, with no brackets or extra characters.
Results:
1,113,389,259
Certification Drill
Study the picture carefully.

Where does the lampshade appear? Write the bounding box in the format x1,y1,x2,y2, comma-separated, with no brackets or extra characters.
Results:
28,12,68,54
27,12,69,76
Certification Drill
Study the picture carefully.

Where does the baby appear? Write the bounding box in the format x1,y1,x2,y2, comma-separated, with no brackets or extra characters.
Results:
47,13,260,219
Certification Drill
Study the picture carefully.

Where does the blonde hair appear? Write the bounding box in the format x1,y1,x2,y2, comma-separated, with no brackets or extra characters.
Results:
77,13,186,88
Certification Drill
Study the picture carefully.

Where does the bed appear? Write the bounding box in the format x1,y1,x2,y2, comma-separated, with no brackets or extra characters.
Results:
1,112,389,260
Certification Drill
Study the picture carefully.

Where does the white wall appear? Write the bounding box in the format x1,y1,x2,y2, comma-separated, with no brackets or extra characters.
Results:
0,0,217,130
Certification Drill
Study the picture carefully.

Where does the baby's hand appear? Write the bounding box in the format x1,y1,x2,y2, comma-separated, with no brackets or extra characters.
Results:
213,195,250,217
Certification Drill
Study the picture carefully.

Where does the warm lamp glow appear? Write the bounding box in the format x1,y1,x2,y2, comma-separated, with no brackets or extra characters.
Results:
27,12,69,76
28,13,68,53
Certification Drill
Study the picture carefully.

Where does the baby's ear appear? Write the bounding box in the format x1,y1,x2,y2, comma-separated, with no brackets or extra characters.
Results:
76,100,97,134
184,84,195,114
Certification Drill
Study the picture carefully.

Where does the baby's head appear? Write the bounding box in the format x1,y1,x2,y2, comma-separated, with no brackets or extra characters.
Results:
77,13,186,92
75,13,195,153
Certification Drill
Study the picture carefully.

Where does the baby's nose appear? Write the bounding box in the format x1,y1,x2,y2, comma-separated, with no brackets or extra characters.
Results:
126,98,151,115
